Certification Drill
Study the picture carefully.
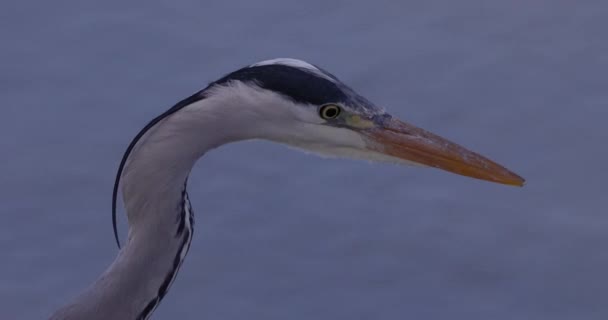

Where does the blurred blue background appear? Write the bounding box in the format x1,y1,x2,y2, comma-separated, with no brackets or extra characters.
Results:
1,1,606,319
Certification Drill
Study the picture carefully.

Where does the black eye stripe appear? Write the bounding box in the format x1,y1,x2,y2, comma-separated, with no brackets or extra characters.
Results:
319,104,341,119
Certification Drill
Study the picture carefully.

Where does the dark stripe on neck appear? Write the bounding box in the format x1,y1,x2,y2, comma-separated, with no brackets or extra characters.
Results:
136,184,194,320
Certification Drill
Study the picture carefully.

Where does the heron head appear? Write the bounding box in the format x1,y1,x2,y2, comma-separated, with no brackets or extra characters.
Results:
204,58,524,186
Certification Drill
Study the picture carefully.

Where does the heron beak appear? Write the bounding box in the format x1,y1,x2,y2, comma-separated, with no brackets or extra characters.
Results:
360,117,525,186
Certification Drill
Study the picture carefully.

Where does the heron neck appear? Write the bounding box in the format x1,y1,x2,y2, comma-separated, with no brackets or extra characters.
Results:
50,94,254,320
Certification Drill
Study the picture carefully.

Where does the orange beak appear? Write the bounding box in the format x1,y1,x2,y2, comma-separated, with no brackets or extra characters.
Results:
360,117,525,186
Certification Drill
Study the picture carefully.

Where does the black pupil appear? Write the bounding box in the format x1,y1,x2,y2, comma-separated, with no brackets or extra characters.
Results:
324,106,338,118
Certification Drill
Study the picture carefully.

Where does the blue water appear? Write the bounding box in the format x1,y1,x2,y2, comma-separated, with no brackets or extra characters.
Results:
1,1,607,319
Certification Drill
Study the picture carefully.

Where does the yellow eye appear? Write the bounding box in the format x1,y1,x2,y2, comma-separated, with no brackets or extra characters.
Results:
319,104,341,120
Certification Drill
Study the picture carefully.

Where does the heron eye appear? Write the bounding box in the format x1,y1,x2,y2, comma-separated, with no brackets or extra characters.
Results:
319,104,341,120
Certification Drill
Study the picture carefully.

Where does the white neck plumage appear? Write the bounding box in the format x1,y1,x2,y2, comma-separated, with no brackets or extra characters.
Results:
49,84,275,320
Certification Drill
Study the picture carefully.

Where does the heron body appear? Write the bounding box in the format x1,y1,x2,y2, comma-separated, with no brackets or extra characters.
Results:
49,58,523,320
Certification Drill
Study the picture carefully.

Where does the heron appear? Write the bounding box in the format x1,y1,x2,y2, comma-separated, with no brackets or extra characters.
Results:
48,58,524,320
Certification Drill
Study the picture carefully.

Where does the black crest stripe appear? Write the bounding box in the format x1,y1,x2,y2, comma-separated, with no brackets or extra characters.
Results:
213,64,348,105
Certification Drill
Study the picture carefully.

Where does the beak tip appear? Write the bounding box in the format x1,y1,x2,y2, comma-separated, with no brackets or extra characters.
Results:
502,173,525,187
512,180,525,188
